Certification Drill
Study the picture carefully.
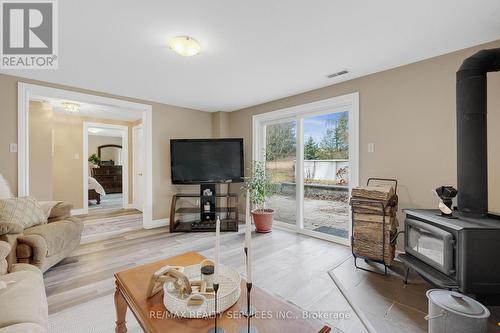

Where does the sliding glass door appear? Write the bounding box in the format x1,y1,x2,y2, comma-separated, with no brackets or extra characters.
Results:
253,93,358,245
301,112,350,239
264,120,297,226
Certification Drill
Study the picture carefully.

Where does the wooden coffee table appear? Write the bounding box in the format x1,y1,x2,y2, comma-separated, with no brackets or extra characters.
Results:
114,251,331,333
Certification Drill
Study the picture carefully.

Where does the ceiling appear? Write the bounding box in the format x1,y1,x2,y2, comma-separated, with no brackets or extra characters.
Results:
3,0,500,112
43,97,142,121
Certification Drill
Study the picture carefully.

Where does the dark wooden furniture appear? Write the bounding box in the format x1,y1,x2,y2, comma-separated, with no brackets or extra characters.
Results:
169,193,239,233
114,252,331,333
88,189,101,204
92,166,123,194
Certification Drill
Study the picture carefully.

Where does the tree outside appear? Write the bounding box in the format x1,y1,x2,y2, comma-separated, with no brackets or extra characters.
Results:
318,112,348,159
265,122,296,162
304,136,319,160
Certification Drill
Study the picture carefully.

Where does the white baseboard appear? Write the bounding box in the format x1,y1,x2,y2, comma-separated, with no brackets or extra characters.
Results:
71,208,85,215
124,203,135,209
144,218,169,229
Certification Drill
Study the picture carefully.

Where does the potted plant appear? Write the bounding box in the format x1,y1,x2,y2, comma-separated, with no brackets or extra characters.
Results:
88,154,101,168
244,160,277,233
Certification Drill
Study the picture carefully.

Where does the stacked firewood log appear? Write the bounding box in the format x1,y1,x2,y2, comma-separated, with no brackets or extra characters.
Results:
350,185,398,266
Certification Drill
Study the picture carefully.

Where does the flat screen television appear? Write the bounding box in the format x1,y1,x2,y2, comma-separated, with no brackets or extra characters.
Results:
170,139,244,184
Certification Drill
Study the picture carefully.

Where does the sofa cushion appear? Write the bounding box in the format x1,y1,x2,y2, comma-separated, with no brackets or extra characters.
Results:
0,269,47,330
0,197,47,229
24,219,81,257
0,175,12,200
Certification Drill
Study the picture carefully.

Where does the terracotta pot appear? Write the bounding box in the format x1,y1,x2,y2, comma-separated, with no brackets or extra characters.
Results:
251,209,274,233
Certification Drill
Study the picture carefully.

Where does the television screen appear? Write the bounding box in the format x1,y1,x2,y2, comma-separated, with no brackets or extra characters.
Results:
170,139,244,184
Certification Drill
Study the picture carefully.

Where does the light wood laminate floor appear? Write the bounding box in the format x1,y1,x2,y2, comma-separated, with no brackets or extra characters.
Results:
44,221,367,332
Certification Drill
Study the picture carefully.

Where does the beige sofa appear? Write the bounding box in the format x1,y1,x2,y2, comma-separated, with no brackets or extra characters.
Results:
0,241,48,333
0,202,83,273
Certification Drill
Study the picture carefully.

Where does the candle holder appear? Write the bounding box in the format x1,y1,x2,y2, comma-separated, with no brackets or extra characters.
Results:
208,283,225,333
239,282,259,333
240,247,256,317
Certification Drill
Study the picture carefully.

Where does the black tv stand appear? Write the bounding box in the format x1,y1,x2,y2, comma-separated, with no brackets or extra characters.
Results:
200,184,216,222
169,184,239,233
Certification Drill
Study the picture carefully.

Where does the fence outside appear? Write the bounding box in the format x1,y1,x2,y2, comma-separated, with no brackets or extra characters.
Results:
303,159,349,183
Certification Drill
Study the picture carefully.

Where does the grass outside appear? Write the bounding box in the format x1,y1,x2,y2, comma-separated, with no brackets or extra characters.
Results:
266,158,295,183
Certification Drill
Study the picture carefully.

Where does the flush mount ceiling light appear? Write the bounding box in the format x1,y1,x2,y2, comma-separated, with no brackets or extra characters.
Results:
62,102,80,113
168,36,201,57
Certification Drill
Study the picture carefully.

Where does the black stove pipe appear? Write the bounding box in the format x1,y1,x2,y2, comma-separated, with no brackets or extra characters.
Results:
457,48,500,216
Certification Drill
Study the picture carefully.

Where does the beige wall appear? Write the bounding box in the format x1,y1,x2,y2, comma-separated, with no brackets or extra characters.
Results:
228,39,500,232
212,111,231,138
29,101,53,201
51,113,85,208
0,74,212,220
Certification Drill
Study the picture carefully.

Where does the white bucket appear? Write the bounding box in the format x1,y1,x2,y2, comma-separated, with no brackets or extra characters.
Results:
426,289,490,333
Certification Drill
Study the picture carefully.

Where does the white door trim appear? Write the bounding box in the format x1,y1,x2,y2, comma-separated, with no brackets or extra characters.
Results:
83,122,129,214
132,123,144,211
17,82,154,229
252,92,359,246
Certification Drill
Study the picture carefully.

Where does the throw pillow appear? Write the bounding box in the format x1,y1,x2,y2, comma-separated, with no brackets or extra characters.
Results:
0,196,48,229
0,174,12,199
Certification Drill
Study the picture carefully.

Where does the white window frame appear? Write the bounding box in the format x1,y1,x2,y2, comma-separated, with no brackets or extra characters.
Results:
252,92,359,246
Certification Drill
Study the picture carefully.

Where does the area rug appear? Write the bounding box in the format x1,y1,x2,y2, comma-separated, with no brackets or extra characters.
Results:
48,294,141,333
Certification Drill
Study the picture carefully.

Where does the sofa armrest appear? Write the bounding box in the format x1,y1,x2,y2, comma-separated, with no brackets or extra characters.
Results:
49,202,73,222
38,201,74,222
9,263,43,276
17,234,47,267
0,222,23,236
0,233,21,269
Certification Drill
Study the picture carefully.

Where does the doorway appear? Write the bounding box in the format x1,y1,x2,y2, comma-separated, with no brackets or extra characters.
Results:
84,122,129,212
18,83,154,228
253,93,359,245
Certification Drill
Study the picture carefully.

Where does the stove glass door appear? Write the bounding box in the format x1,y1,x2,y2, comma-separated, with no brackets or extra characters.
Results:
406,218,454,275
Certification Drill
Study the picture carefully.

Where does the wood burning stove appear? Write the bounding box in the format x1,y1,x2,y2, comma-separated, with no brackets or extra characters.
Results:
399,48,500,302
401,209,500,298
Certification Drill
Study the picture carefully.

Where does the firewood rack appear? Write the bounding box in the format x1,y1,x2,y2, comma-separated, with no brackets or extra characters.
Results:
350,178,398,275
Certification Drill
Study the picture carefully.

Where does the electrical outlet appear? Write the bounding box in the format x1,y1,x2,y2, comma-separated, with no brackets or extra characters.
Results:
74,153,80,160
9,143,18,153
368,143,375,153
